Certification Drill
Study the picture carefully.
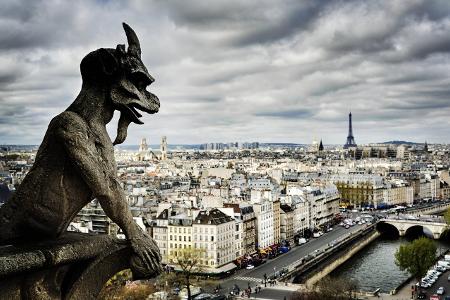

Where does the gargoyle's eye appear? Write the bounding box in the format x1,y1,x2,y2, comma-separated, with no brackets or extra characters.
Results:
130,72,152,91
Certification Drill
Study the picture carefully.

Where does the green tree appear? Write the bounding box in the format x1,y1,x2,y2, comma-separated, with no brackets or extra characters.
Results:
395,237,436,290
444,208,450,225
169,247,206,300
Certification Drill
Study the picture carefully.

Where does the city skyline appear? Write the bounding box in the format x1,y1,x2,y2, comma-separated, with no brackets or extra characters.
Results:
1,1,450,145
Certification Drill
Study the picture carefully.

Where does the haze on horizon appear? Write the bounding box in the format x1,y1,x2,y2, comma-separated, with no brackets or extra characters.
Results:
1,0,450,145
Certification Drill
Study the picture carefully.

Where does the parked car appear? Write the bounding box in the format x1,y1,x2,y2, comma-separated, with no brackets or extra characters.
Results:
246,264,254,270
298,238,307,244
437,287,445,295
438,266,447,272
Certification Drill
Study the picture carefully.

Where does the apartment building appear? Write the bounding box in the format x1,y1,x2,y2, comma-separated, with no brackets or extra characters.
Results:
253,200,274,249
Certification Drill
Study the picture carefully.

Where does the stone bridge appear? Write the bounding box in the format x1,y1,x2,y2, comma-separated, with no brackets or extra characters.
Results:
379,219,448,239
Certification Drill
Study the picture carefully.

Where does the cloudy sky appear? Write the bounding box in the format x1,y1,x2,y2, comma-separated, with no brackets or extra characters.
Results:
1,0,450,145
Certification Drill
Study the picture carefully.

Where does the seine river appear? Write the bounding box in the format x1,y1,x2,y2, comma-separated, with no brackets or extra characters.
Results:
330,234,450,293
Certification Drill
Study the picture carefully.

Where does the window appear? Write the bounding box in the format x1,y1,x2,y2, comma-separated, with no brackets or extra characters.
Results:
211,236,214,242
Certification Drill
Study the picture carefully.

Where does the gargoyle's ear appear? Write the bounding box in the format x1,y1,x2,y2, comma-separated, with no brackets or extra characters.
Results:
98,48,118,76
116,44,126,57
80,48,119,83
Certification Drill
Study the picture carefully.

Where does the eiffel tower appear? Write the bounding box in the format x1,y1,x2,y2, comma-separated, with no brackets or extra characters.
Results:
344,112,357,149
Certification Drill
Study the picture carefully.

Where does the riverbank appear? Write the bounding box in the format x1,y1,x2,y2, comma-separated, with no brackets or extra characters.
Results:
284,224,378,285
305,229,380,287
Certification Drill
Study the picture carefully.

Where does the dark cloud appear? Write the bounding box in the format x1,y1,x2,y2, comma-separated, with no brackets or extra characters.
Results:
255,109,313,119
1,0,450,145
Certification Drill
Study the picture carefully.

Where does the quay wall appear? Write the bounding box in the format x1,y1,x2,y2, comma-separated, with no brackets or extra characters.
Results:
283,225,379,285
407,202,450,215
305,230,380,287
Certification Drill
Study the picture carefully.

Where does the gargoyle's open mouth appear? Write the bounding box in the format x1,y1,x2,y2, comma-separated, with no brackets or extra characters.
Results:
123,98,159,125
124,103,145,125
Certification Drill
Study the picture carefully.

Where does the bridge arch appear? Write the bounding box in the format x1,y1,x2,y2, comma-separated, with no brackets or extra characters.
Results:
404,224,427,238
376,222,400,238
379,220,447,240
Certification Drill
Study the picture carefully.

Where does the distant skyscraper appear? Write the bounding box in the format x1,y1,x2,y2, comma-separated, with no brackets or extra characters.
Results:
344,112,357,149
160,136,167,160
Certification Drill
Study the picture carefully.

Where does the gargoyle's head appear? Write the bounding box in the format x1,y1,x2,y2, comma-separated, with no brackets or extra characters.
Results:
80,23,159,145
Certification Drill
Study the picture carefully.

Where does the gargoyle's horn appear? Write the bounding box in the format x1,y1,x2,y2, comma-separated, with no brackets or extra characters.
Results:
123,22,141,58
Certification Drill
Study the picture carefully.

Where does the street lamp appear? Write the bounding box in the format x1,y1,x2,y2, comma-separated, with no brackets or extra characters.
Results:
273,266,276,279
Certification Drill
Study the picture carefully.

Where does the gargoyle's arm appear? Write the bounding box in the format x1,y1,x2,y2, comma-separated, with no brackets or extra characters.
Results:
53,112,140,240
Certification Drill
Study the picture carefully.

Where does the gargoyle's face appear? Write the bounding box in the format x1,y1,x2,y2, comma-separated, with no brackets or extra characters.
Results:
80,23,160,145
111,55,160,125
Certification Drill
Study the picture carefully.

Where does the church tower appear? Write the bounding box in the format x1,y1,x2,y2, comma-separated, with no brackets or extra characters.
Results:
139,138,148,152
160,136,167,160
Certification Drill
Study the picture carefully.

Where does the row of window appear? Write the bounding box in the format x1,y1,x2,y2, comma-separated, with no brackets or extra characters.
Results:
167,225,234,234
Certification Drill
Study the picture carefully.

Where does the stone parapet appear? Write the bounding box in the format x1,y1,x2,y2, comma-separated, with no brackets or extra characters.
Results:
0,232,132,300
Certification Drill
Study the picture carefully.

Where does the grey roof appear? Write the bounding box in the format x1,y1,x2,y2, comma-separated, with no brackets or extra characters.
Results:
194,208,233,225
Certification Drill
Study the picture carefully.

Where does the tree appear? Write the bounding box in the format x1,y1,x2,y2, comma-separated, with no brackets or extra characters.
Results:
395,237,436,296
169,247,206,300
444,208,450,225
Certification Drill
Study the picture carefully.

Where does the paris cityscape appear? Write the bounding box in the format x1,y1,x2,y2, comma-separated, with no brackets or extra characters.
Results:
2,1,450,300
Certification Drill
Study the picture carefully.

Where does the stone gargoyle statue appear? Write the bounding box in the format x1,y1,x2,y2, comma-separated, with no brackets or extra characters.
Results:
0,23,162,277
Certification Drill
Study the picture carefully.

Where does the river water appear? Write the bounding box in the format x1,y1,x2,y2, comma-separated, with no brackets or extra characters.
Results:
330,234,450,293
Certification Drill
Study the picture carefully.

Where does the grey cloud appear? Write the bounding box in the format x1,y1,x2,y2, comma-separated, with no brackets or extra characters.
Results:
255,109,313,119
1,0,450,145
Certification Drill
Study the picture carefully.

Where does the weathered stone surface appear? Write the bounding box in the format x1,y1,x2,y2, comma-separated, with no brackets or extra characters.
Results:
0,233,134,299
0,22,162,298
0,232,120,277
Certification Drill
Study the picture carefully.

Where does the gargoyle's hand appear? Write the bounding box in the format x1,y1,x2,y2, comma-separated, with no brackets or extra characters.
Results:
130,232,163,276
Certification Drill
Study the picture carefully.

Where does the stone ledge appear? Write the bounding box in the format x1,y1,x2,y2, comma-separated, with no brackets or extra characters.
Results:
0,232,131,300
